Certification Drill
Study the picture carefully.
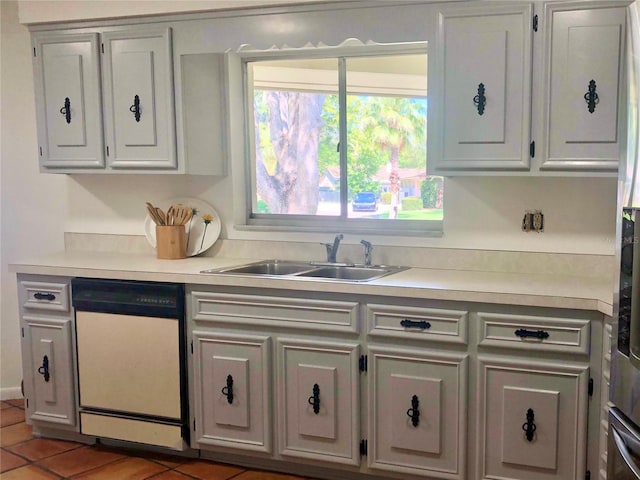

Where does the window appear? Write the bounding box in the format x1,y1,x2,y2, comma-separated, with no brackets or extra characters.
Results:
243,43,443,235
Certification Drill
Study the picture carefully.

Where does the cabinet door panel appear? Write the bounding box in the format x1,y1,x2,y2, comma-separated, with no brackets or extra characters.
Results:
478,357,588,480
368,347,467,479
193,332,271,453
102,28,176,169
542,6,625,170
23,317,76,426
432,4,532,173
277,338,360,466
33,33,104,169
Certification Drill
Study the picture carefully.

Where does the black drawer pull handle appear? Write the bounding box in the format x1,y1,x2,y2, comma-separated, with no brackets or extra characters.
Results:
406,394,420,427
522,408,536,441
400,319,431,329
60,97,71,123
34,292,56,301
584,79,599,114
37,355,50,382
308,383,320,414
129,94,141,122
221,374,234,404
473,83,486,115
514,328,549,340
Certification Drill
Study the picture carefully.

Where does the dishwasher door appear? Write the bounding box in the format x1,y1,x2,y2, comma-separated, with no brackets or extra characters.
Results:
76,311,181,419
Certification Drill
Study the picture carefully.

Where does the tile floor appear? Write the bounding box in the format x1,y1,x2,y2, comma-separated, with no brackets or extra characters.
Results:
1,400,316,480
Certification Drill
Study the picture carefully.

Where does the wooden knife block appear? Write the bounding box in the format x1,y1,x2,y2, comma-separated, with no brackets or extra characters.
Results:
156,225,186,259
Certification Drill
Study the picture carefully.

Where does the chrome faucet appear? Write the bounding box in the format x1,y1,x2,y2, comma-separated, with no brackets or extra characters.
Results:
360,240,373,267
323,234,344,263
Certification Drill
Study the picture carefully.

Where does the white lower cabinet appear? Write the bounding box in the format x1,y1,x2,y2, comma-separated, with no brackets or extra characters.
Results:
276,338,361,466
192,331,272,453
477,357,590,480
367,347,467,479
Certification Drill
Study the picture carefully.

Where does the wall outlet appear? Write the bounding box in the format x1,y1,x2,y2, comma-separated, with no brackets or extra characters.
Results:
522,210,544,232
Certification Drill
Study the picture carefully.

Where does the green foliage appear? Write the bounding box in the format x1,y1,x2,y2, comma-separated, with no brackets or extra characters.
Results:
256,199,270,214
380,192,392,204
420,177,442,208
401,196,423,211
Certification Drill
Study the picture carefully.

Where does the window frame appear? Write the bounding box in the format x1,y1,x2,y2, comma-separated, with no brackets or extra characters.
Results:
237,41,441,236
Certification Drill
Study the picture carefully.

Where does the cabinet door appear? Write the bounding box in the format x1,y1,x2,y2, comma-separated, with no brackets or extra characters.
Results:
368,347,467,479
431,4,532,173
541,5,626,171
277,338,360,466
102,28,176,169
477,357,589,480
192,331,271,453
22,317,76,426
32,33,104,170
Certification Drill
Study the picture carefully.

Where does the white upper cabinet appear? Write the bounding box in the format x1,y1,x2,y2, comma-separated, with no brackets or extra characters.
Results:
33,33,104,170
429,4,533,174
538,3,626,172
102,28,176,170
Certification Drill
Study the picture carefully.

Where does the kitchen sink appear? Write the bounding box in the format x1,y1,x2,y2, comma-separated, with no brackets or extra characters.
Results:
201,260,408,282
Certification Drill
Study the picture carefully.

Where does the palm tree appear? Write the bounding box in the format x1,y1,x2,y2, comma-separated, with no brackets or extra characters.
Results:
359,97,426,218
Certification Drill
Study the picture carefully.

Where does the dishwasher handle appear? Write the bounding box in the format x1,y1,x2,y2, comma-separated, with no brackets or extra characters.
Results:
613,424,640,479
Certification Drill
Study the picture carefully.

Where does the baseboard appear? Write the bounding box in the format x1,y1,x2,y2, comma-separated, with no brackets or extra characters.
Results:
1,387,23,401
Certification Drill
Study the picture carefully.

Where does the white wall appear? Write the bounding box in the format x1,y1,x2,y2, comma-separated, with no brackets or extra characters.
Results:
0,0,618,395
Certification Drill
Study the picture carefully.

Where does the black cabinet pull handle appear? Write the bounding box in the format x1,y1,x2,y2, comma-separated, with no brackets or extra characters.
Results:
473,83,486,115
400,319,431,329
221,374,234,404
514,328,549,340
522,408,536,441
60,97,71,123
37,355,50,382
308,383,320,414
129,94,141,122
34,292,56,301
584,79,599,114
406,394,420,427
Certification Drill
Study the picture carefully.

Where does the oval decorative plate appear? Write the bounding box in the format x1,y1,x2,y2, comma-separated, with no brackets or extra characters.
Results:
144,197,221,257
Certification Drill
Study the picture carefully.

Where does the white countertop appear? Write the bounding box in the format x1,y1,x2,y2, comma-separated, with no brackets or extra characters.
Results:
10,251,614,316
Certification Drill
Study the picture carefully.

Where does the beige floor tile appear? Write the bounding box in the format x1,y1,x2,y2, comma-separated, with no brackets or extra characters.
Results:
0,464,61,480
0,408,25,428
69,457,168,479
7,438,81,461
176,459,245,479
0,449,28,473
0,422,33,447
37,446,124,478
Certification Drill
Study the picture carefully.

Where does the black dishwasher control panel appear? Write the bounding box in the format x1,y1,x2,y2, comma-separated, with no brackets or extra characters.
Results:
71,278,184,319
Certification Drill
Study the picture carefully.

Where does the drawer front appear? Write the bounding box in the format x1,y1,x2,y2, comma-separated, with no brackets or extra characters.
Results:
20,280,70,313
477,312,590,355
367,304,468,345
191,291,359,333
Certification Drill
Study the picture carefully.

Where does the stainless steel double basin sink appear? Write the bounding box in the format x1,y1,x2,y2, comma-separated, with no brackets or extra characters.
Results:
201,260,408,282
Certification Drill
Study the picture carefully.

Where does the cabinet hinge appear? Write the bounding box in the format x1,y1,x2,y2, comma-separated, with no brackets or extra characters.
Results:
39,147,43,156
359,355,367,373
33,47,36,57
360,439,368,456
533,14,538,32
21,327,24,338
193,418,196,431
106,146,109,156
588,378,594,397
26,398,29,408
585,470,590,480
101,43,104,54
190,341,193,354
529,141,535,158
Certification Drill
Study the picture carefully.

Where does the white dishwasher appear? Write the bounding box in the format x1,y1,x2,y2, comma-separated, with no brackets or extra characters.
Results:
72,278,188,450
